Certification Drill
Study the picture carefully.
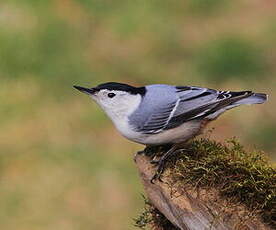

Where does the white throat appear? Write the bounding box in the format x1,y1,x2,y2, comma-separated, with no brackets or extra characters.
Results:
92,93,142,137
103,95,141,120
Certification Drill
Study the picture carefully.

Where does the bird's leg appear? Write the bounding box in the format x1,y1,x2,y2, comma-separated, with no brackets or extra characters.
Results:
136,150,145,155
134,145,159,162
134,144,172,162
150,144,183,183
150,144,172,164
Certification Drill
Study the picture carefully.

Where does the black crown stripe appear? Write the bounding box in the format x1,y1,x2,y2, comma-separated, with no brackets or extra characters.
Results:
95,82,146,96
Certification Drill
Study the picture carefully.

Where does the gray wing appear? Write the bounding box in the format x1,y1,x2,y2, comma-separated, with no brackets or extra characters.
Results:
136,101,177,134
133,85,252,134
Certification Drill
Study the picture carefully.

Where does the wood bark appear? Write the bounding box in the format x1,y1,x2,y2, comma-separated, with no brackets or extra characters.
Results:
134,154,272,230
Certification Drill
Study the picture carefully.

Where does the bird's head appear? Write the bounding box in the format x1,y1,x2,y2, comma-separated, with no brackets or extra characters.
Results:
74,82,146,119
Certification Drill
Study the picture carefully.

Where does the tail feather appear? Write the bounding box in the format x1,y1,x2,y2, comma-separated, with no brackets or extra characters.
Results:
205,91,267,120
232,93,267,106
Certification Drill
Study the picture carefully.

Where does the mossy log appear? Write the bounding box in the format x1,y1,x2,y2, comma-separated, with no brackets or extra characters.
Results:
134,139,275,230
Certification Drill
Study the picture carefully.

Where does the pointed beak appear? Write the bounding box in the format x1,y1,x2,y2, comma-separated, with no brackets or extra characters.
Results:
73,85,98,95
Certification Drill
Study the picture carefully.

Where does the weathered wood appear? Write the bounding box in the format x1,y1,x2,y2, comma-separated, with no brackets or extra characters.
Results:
135,154,272,230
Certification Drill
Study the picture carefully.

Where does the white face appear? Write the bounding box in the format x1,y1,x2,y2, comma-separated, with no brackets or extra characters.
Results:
91,89,142,121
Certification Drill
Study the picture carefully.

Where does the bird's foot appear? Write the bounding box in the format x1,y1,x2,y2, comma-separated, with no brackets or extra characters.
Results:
150,148,184,184
135,144,171,162
150,158,159,165
150,159,166,183
149,144,173,161
136,150,145,155
135,143,183,183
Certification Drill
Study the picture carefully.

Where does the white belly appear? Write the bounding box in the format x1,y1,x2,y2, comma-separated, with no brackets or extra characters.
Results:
120,120,203,145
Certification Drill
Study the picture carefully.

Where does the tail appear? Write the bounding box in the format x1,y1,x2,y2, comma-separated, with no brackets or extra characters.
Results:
205,91,267,120
231,92,267,106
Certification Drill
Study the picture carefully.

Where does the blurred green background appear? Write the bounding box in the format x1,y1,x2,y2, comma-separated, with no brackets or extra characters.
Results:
0,0,275,229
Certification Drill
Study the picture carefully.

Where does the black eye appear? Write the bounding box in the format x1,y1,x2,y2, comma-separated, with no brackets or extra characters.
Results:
108,93,116,98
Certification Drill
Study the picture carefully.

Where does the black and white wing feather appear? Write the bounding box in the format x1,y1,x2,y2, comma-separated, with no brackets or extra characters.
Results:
130,85,266,134
165,87,254,130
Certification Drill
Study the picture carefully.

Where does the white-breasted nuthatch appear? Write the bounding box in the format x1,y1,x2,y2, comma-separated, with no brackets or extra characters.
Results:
74,82,267,182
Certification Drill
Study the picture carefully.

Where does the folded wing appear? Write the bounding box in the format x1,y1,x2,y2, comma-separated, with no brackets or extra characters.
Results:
134,86,216,134
132,85,266,134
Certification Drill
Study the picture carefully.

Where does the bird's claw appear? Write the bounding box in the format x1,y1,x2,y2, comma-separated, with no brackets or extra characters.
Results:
150,159,166,183
149,147,184,184
150,172,163,184
150,159,160,164
137,150,145,155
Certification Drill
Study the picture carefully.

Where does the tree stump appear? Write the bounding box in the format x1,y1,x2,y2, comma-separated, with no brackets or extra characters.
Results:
134,140,275,230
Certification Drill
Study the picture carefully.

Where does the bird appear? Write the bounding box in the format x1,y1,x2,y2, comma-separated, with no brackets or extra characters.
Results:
74,82,267,182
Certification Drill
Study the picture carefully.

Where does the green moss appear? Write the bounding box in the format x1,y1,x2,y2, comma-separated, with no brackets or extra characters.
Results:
135,139,276,229
134,197,179,230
